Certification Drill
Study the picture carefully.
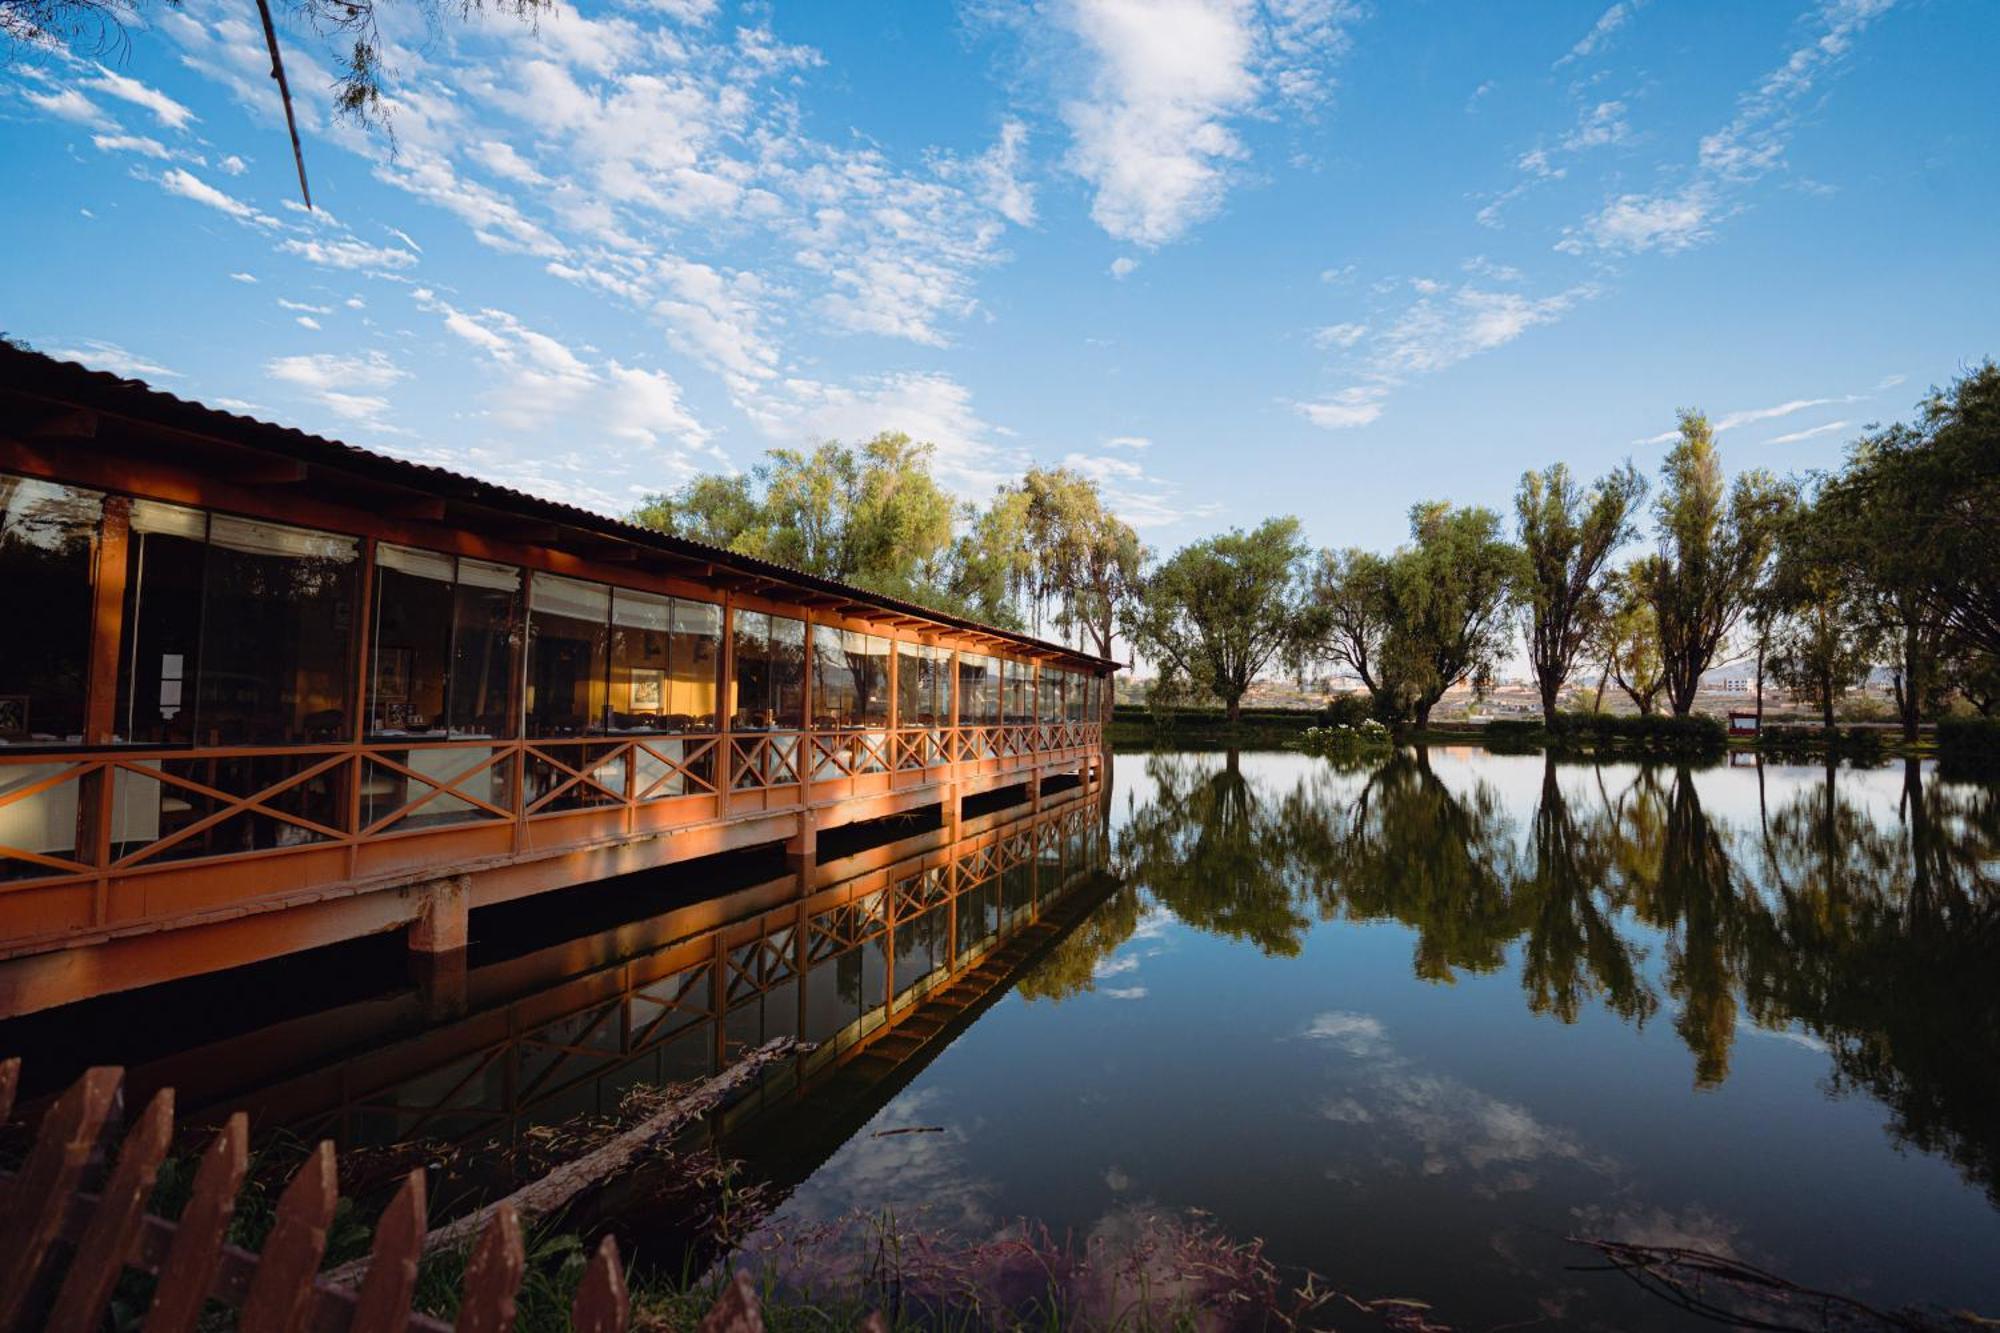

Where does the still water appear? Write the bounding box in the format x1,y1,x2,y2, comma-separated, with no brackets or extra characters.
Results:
2,748,1996,1327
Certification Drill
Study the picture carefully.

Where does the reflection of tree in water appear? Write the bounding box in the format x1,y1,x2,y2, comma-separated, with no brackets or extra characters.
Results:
1115,751,1316,956
1016,880,1146,1003
1109,747,2000,1200
1750,759,2000,1204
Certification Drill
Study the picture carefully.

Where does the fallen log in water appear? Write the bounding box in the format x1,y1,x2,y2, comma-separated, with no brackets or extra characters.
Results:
325,1036,809,1288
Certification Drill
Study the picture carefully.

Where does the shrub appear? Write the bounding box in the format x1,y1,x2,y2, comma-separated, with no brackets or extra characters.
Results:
1938,716,2000,760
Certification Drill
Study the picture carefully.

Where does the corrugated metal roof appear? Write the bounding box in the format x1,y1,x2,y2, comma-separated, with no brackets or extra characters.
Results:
0,342,1118,669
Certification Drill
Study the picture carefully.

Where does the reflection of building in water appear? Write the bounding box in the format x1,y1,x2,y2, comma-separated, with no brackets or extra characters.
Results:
50,785,1111,1157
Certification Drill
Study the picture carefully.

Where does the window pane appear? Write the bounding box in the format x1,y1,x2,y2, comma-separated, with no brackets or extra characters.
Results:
896,644,925,727
1003,660,1032,724
732,610,773,730
610,588,672,732
771,615,805,728
851,632,890,728
370,547,453,737
812,624,855,727
668,599,722,730
0,477,102,746
198,516,359,745
527,574,609,738
450,564,520,739
958,653,997,725
119,507,207,745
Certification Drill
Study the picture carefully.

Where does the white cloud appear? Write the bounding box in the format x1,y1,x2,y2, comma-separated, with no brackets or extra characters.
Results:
1560,99,1630,151
229,271,259,283
1109,256,1139,280
1714,396,1844,432
279,236,421,271
1765,419,1849,445
971,118,1037,227
23,88,114,128
47,340,180,380
92,133,171,159
158,168,276,226
218,154,247,175
1105,435,1151,449
744,371,1016,496
1295,385,1386,430
1566,0,1897,256
1376,283,1588,376
295,316,322,329
1555,0,1645,68
1311,321,1367,349
266,350,406,424
83,66,196,130
278,299,334,314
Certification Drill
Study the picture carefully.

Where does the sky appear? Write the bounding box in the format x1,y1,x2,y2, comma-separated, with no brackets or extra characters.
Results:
2,0,1995,556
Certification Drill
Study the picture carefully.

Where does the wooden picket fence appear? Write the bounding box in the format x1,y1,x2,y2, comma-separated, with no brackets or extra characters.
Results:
0,1057,646,1332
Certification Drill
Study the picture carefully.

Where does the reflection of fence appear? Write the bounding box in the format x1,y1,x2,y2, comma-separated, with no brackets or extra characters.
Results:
0,1060,632,1333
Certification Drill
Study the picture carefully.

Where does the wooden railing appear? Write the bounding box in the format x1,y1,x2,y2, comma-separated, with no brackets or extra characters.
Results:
0,721,1100,943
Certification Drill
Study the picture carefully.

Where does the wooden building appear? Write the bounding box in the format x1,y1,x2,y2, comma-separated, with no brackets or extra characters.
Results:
0,345,1113,1017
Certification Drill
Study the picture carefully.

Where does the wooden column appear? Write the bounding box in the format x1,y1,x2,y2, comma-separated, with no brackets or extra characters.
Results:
83,495,130,746
716,589,735,819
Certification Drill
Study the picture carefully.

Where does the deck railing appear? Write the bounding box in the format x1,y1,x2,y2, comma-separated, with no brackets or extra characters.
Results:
0,722,1100,944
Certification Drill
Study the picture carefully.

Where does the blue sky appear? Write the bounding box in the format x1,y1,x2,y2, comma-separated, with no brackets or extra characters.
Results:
3,0,1994,554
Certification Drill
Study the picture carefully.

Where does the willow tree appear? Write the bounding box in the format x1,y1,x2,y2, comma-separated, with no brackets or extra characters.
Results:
1131,517,1313,724
1515,461,1646,725
1638,411,1791,716
1306,548,1395,717
1015,468,1145,658
1380,502,1520,728
1596,563,1668,715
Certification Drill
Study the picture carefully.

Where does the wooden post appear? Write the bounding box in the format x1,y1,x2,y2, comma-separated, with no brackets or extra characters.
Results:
408,874,469,954
84,496,129,746
716,590,735,818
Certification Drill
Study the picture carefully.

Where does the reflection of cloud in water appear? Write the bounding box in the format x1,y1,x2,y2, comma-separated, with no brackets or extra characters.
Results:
1306,1011,1612,1194
1093,955,1140,978
1099,986,1150,1000
1570,1201,1743,1259
1103,1165,1133,1192
1301,1010,1389,1056
761,1086,995,1237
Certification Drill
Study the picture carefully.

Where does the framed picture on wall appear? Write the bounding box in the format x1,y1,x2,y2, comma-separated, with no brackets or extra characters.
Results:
630,668,664,711
377,647,413,703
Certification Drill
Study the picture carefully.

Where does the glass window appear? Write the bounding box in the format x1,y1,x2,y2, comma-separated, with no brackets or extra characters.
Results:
119,501,208,745
813,626,889,728
957,652,998,725
610,587,672,733
370,549,521,740
450,561,521,738
1067,670,1088,722
1003,659,1033,725
0,477,102,746
896,644,951,728
197,515,359,745
667,599,722,730
527,574,609,738
1039,667,1062,722
733,610,805,730
370,544,454,737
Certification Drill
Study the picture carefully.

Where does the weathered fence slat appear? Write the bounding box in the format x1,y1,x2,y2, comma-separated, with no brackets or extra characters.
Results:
237,1139,338,1333
455,1204,526,1333
352,1169,429,1333
570,1236,628,1333
0,1064,122,1332
45,1086,175,1333
142,1111,249,1333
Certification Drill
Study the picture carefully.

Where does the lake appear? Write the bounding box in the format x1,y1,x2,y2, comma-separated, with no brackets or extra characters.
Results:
2,746,1995,1328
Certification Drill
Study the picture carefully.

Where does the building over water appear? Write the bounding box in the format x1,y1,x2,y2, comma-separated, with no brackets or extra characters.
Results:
0,345,1113,1017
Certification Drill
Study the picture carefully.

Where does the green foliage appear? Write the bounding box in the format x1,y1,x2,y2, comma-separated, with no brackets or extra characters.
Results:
1595,562,1668,715
1937,716,2000,761
1130,517,1315,721
1376,502,1520,726
1515,460,1646,723
1482,712,1726,754
1638,411,1792,717
1761,724,1887,760
1764,492,1883,728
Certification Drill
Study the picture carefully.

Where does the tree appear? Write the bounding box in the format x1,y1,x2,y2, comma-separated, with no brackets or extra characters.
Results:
1597,563,1668,715
1305,548,1394,716
1766,498,1881,729
1012,468,1144,657
1130,517,1314,724
1515,461,1646,725
633,434,1001,621
1637,411,1791,716
6,0,545,205
1378,503,1520,728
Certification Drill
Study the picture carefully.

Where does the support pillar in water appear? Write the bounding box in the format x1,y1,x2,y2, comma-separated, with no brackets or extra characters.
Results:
786,806,818,867
408,873,470,954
